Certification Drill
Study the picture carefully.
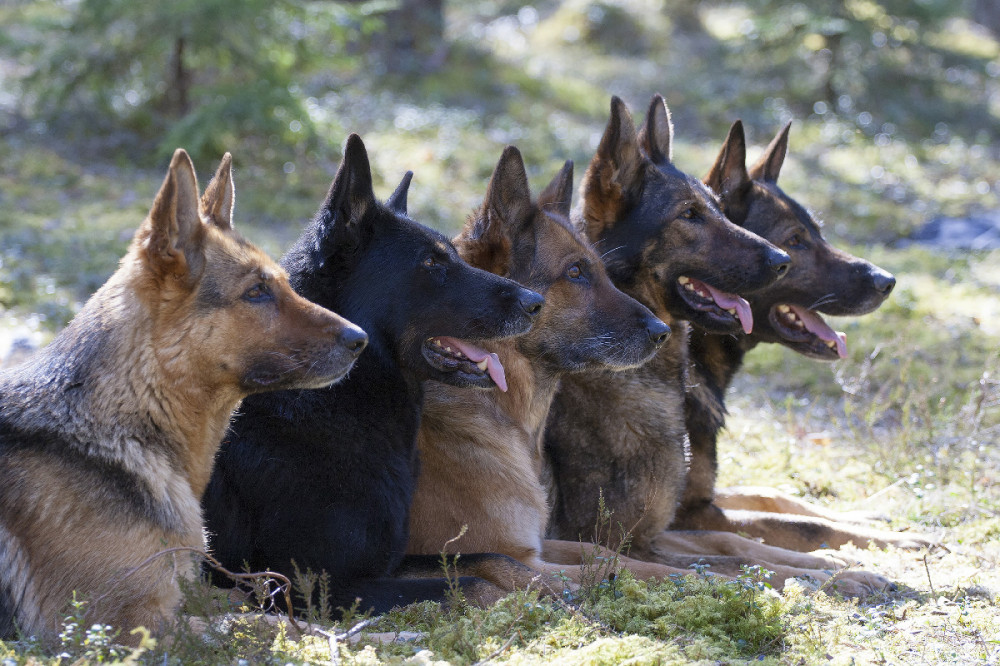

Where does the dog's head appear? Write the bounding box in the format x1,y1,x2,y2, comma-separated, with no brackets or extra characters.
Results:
288,134,543,390
582,95,790,335
132,150,367,395
705,121,896,360
456,146,669,373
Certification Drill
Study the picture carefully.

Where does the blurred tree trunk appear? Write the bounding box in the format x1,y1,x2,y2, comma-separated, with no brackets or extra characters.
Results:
379,0,446,74
662,0,704,34
167,36,190,116
973,0,1000,40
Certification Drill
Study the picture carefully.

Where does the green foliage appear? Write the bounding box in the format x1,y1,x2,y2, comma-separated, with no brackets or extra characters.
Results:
702,0,999,142
0,1,998,663
6,0,373,162
580,568,786,657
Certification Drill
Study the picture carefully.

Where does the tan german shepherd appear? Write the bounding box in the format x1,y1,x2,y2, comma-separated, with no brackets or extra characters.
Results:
407,146,696,588
0,151,366,640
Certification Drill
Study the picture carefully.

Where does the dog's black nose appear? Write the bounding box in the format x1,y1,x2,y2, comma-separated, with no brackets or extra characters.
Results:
340,326,369,356
768,248,791,278
871,268,896,296
518,289,545,318
647,318,671,347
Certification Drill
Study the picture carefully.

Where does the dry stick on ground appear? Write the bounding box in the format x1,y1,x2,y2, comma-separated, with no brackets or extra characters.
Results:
923,551,937,601
90,546,303,635
319,618,375,666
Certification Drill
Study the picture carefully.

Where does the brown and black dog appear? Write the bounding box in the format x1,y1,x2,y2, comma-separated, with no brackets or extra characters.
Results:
545,96,890,594
672,120,930,552
0,151,366,640
408,146,696,588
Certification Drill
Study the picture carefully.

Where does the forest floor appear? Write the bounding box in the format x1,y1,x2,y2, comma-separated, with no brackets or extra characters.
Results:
1,1,999,663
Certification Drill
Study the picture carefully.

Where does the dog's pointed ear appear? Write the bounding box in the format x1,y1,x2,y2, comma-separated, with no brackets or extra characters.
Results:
750,121,791,184
582,96,645,239
143,148,204,278
316,134,377,250
386,170,413,215
595,96,644,182
458,146,533,275
201,152,235,231
482,145,534,232
538,160,574,218
704,120,750,201
638,94,673,164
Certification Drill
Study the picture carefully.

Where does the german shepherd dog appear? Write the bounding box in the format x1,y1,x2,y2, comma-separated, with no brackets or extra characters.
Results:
545,96,889,594
202,135,548,617
0,151,366,640
408,146,698,587
672,120,930,552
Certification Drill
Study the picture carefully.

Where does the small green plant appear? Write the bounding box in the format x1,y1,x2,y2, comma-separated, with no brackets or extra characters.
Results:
439,524,470,614
53,594,154,664
734,564,776,620
290,561,335,625
574,492,631,604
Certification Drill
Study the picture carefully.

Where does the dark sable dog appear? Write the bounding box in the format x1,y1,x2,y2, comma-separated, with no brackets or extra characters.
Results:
672,120,929,552
409,147,692,586
0,151,365,641
545,94,788,553
202,135,547,617
545,96,891,594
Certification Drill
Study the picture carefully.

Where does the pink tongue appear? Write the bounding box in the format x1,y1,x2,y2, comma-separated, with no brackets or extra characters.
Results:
438,337,508,392
698,281,753,334
789,306,848,359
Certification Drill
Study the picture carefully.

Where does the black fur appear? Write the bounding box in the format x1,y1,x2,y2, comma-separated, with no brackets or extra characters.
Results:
203,135,543,614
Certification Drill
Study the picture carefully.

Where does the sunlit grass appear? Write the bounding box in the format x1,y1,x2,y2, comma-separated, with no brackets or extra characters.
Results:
1,0,999,662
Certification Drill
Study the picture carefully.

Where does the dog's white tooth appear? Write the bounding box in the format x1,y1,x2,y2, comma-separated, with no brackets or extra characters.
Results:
685,283,695,291
778,305,790,313
476,359,488,371
826,340,837,348
678,276,690,284
445,346,452,352
728,308,737,315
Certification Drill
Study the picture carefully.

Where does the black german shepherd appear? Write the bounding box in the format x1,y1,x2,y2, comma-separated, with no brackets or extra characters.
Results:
202,134,546,616
675,121,928,552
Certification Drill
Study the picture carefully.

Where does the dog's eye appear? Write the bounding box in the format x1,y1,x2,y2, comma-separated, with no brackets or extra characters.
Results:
243,283,271,303
423,256,439,268
566,263,583,280
786,234,804,248
680,207,698,220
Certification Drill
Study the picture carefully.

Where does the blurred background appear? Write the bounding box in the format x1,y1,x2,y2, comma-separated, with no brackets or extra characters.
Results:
1,3,999,657
1,0,999,492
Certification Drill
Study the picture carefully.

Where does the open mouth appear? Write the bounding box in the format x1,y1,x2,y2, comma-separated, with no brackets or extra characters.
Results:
768,304,847,359
676,276,753,334
421,336,508,391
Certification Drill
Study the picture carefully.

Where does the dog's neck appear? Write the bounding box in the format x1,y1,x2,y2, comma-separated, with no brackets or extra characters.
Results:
687,328,759,397
420,336,566,486
3,267,242,501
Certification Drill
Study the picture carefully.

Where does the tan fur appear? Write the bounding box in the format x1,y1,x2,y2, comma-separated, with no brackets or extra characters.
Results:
0,151,364,640
408,148,687,590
